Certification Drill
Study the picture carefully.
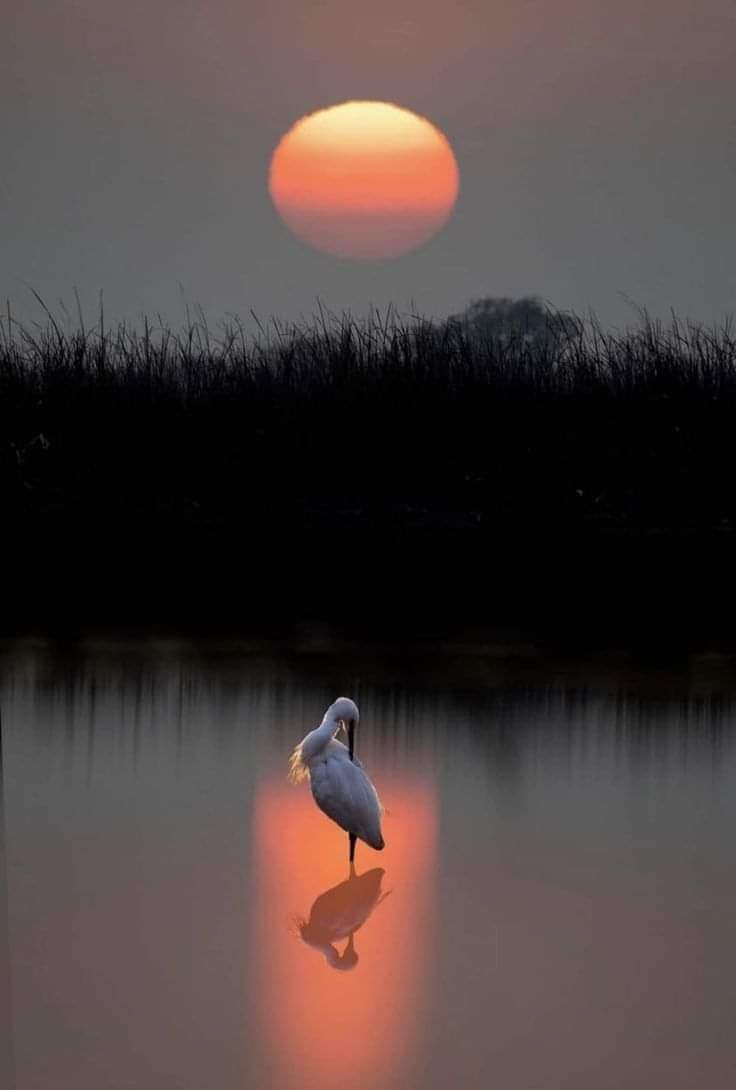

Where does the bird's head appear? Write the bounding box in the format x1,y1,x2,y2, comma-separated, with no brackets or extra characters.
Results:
325,935,359,971
329,697,359,759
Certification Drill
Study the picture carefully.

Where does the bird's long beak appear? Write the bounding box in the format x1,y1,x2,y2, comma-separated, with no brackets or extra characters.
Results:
348,719,355,761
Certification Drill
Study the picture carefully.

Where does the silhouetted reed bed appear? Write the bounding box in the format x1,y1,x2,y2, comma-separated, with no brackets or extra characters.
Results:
3,305,736,639
3,306,736,530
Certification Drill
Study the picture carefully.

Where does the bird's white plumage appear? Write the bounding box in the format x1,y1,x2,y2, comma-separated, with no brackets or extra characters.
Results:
290,697,385,852
309,740,384,849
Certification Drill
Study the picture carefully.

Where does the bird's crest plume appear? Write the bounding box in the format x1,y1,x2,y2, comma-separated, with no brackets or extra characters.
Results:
289,743,309,783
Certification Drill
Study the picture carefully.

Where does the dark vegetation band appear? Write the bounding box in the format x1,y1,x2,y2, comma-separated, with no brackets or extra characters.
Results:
3,302,736,535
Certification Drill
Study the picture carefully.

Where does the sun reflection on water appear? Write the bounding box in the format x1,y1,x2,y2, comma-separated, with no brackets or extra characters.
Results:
252,775,436,1088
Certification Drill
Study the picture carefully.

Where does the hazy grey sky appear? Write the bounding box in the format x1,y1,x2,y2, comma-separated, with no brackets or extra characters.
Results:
2,0,735,328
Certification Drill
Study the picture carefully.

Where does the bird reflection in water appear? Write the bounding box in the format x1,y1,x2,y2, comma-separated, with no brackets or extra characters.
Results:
293,865,390,971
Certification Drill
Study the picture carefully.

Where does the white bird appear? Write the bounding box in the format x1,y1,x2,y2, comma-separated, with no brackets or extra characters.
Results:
289,697,385,861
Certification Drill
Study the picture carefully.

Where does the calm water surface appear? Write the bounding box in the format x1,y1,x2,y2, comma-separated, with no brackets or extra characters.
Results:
2,640,736,1090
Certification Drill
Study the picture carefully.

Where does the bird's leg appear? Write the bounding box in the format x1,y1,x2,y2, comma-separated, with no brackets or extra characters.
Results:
349,833,356,863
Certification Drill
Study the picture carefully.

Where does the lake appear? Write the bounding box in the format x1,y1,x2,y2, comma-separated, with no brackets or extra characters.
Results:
2,638,735,1090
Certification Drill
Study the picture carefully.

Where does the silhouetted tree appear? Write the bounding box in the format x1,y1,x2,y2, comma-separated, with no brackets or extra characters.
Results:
446,295,576,345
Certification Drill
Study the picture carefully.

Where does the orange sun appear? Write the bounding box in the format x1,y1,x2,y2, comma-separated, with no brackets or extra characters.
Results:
268,100,460,261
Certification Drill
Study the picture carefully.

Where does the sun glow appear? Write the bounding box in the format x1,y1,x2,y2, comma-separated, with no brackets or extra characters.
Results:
250,774,437,1087
268,100,460,260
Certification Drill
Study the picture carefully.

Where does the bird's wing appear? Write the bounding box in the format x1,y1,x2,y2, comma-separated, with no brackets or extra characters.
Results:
310,752,384,850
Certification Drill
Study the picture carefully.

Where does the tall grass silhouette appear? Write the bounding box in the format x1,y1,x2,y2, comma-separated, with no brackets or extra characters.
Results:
3,302,736,535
